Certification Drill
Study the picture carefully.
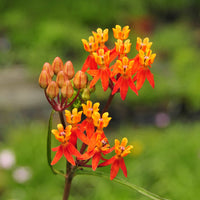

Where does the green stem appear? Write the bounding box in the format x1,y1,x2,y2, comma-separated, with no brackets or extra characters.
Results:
75,169,170,200
58,111,73,200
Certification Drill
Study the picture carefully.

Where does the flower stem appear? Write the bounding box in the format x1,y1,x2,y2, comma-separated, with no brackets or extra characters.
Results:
58,111,73,200
102,92,115,114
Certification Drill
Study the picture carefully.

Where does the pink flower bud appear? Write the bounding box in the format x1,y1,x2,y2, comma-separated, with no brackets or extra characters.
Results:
52,57,63,75
61,80,74,98
43,62,54,77
46,81,59,99
63,61,75,80
73,71,87,89
56,71,67,88
39,70,51,89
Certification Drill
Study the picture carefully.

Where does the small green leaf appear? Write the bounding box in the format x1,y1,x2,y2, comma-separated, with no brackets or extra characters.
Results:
75,169,170,200
47,110,66,177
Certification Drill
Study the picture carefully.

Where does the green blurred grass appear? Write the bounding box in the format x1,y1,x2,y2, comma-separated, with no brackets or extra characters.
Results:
0,121,200,199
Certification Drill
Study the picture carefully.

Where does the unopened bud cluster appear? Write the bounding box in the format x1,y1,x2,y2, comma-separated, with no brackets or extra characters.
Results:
39,57,90,111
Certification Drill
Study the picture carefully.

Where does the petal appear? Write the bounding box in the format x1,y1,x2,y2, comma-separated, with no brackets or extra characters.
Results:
89,71,101,88
99,155,116,167
52,146,60,152
51,146,63,165
112,76,122,95
63,147,76,166
76,128,89,144
67,143,81,158
146,69,155,88
136,70,146,90
120,158,127,177
92,153,101,171
120,78,129,100
100,69,110,91
128,78,138,95
110,159,120,180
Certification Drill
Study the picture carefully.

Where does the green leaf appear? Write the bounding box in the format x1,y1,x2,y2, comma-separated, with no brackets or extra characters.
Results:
47,110,66,177
75,169,170,200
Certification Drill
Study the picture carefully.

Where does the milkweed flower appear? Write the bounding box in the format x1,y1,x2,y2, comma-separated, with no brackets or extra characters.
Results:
51,124,81,166
113,25,130,40
134,48,156,90
80,135,111,171
92,28,109,49
87,49,111,91
81,101,100,138
136,37,152,52
82,36,98,72
112,56,138,100
65,108,88,145
100,137,133,180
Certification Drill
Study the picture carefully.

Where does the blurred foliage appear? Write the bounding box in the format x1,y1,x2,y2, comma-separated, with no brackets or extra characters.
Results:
0,121,200,199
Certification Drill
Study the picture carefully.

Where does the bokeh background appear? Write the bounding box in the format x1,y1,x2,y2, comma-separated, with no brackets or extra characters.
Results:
0,0,200,199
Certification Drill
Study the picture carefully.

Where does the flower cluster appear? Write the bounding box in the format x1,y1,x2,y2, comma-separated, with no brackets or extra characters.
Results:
82,25,156,100
51,100,133,180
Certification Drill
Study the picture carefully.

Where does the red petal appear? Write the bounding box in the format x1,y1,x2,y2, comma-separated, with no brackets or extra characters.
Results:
99,156,115,167
110,159,120,180
76,128,89,144
82,55,98,72
82,56,90,72
89,71,101,88
136,70,146,90
63,147,75,165
112,76,122,95
120,158,127,177
100,69,110,91
92,153,101,171
67,143,81,158
80,151,94,160
109,48,118,63
146,69,155,88
128,78,138,95
120,78,129,100
87,69,99,77
51,146,63,165
52,146,60,152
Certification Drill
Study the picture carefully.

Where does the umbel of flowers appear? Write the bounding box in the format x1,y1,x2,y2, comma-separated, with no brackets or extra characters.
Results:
39,25,157,199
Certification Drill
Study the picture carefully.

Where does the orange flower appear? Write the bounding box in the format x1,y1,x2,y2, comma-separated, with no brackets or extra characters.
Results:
51,124,81,166
65,108,88,145
100,137,133,180
65,108,82,125
112,56,138,100
82,36,98,53
81,36,98,72
113,25,130,40
81,101,100,138
92,28,108,48
87,49,111,91
81,135,111,171
136,37,152,52
92,111,111,130
115,39,131,55
134,49,156,90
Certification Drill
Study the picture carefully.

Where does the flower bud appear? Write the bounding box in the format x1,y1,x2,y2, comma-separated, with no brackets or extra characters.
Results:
39,70,51,89
63,61,75,80
46,81,59,99
43,62,54,77
52,57,63,74
61,80,74,98
73,71,87,89
56,71,67,88
82,88,90,101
